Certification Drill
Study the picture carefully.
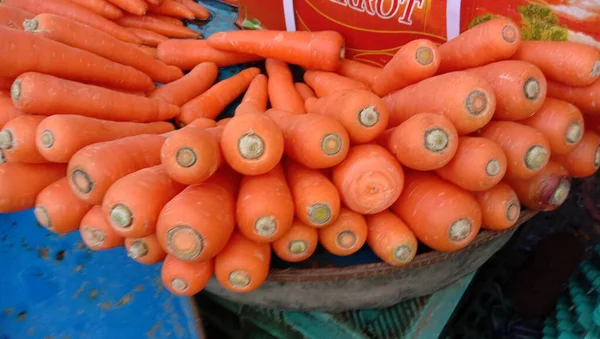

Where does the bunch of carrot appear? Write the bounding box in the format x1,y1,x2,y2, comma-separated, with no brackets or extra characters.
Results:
0,6,598,296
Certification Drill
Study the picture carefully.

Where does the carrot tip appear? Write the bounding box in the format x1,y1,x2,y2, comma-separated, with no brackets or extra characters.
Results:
110,204,133,229
550,179,571,206
465,90,489,117
71,169,93,194
523,77,541,101
307,203,332,227
565,121,583,145
34,206,51,230
0,130,14,149
501,24,518,43
524,145,549,171
255,216,277,237
424,128,449,153
448,218,473,242
10,79,21,103
228,270,251,288
289,240,308,254
81,226,106,248
394,244,414,263
337,230,357,249
39,131,55,148
507,202,520,222
171,277,189,292
167,225,203,260
176,148,197,168
23,19,38,32
127,240,148,259
415,47,434,66
238,132,265,160
486,159,501,177
321,134,343,156
358,106,380,127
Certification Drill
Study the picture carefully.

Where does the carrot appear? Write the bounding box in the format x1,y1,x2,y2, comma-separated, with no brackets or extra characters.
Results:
68,134,166,204
125,234,167,264
149,63,218,107
265,59,305,114
144,13,184,26
0,4,34,29
2,0,142,44
125,27,168,47
365,211,418,266
0,115,47,163
468,60,547,121
155,170,237,262
106,0,147,15
383,71,496,134
435,137,508,192
294,82,316,102
271,219,318,262
0,163,66,212
68,0,123,19
79,205,124,250
305,89,389,144
473,183,520,231
146,0,162,4
286,160,340,227
0,78,14,91
266,109,350,169
479,121,552,180
187,118,217,128
504,161,571,211
161,255,213,296
373,39,440,97
13,73,179,122
438,18,520,73
34,177,93,234
553,130,600,178
216,118,231,127
391,171,482,252
546,79,600,116
513,41,600,87
177,0,209,20
234,74,268,115
332,144,404,214
303,70,368,97
136,45,157,58
148,0,194,19
214,232,271,293
157,39,261,70
26,14,182,84
318,207,367,256
103,166,186,238
0,92,23,128
381,113,458,171
337,59,380,89
116,14,199,38
0,27,152,91
178,67,261,125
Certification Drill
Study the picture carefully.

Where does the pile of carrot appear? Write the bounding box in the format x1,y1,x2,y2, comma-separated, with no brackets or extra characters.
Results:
0,3,598,296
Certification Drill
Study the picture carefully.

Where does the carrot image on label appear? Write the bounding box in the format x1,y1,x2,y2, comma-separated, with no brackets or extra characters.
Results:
469,60,547,121
125,234,167,265
208,30,345,71
35,178,93,234
305,89,389,144
332,144,404,215
337,59,380,89
0,115,47,163
381,113,458,171
272,219,318,262
265,59,305,114
157,39,262,70
520,98,584,155
127,27,168,47
435,137,507,192
319,208,367,256
68,0,123,20
161,255,213,296
235,74,268,115
80,205,124,251
366,211,417,266
0,163,66,213
116,14,199,39
438,18,520,74
392,171,482,252
214,232,271,293
473,183,520,231
0,4,34,30
149,63,219,107
546,79,600,116
383,71,496,134
303,70,368,97
553,130,600,178
287,160,340,228
479,121,551,180
294,82,316,102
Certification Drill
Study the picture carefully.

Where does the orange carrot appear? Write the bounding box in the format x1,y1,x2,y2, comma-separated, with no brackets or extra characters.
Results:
0,4,33,29
286,160,340,227
68,0,123,19
513,41,600,87
546,79,600,116
103,166,186,238
106,0,147,15
468,60,547,121
381,113,458,171
125,27,168,47
383,71,496,134
26,14,182,84
208,30,345,71
266,109,350,169
473,183,520,231
234,74,268,115
68,134,167,204
435,137,508,191
391,171,482,252
116,14,199,38
136,45,157,58
13,73,179,122
0,115,46,163
161,255,213,296
438,18,520,73
0,27,152,91
337,59,380,89
125,234,167,264
36,115,172,163
0,91,23,128
0,163,66,212
157,39,261,70
216,118,231,127
373,39,440,96
2,0,142,43
145,13,184,26
35,177,93,234
479,121,551,180
178,67,260,125
265,59,305,114
553,130,600,178
214,232,270,293
149,63,218,106
305,89,389,144
80,205,124,250
148,0,193,19
271,219,318,262
177,0,209,20
505,161,571,211
365,211,418,266
294,82,316,102
187,118,217,129
318,207,367,256
332,144,404,214
303,70,368,97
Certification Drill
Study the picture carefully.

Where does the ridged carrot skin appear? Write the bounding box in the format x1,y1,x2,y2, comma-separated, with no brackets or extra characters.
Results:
35,177,93,234
0,163,66,213
80,205,124,251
